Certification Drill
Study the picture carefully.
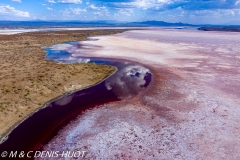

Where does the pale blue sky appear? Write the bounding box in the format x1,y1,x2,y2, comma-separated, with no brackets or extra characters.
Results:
0,0,240,24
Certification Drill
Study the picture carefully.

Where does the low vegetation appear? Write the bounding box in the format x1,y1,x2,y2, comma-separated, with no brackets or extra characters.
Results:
0,29,126,137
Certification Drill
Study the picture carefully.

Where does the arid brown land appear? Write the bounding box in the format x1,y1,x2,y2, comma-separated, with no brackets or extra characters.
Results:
0,29,127,139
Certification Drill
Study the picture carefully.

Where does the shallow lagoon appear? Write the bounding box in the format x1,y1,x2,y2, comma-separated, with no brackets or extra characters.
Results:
0,40,152,156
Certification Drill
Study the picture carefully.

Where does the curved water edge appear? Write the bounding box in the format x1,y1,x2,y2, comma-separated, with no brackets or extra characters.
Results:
0,39,152,156
0,66,118,144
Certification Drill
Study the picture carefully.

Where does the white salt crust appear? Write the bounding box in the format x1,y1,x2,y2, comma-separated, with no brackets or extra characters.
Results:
40,29,240,160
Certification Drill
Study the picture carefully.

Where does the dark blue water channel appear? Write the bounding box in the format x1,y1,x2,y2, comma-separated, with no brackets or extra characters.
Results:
0,41,152,159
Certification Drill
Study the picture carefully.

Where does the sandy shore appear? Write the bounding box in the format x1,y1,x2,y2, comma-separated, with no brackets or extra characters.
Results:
0,29,128,139
43,29,240,159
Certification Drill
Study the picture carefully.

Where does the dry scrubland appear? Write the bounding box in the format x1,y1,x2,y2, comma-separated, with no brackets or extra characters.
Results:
0,30,126,138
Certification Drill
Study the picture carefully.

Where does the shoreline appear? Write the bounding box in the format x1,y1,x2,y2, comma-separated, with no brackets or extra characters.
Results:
38,29,240,159
0,65,118,143
0,44,152,152
0,29,128,138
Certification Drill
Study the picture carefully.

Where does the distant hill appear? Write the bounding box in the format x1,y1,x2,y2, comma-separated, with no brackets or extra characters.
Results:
198,26,240,32
127,21,194,26
0,20,120,29
2,20,240,32
0,20,195,29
